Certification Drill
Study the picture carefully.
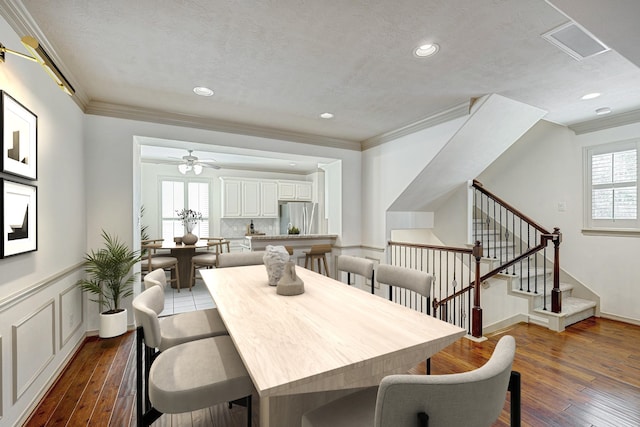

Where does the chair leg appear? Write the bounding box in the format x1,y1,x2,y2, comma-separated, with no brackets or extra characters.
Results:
509,371,521,427
417,412,429,427
136,327,144,427
174,263,181,292
322,255,329,277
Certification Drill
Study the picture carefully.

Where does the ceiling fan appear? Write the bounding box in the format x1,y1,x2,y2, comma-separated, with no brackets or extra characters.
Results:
167,149,221,175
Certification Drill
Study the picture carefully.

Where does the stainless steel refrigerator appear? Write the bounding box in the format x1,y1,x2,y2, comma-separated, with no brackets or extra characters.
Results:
279,202,318,235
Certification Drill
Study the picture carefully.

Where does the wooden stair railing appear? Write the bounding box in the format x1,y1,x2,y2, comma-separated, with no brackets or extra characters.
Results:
472,180,562,313
386,181,562,338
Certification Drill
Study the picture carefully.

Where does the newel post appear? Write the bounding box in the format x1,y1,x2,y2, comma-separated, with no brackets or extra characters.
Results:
551,227,562,313
472,241,483,338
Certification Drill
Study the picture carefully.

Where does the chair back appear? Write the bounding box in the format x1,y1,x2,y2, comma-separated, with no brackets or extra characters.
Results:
374,335,516,427
337,255,374,280
141,239,165,272
217,251,266,268
132,285,165,348
376,264,433,298
144,268,167,290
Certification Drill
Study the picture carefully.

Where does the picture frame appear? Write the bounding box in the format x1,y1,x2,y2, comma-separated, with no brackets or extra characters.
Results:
2,91,38,180
1,179,37,258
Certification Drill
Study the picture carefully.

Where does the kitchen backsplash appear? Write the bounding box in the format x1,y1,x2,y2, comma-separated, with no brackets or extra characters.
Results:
220,218,279,238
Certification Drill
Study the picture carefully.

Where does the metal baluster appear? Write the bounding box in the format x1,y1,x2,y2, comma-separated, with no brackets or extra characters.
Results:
512,210,516,275
526,225,531,293
519,218,523,291
543,246,548,311
534,230,538,294
493,198,497,259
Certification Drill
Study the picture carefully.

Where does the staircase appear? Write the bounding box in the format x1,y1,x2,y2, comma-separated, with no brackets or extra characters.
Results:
472,182,597,332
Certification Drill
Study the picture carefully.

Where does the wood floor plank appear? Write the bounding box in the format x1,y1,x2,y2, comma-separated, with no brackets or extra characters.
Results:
25,318,640,427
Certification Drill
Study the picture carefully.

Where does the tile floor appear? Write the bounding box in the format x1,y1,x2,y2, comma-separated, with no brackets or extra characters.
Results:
159,279,216,316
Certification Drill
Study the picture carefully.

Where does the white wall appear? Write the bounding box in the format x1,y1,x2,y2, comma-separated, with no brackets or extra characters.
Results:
361,117,466,248
84,115,362,329
0,16,86,425
475,120,640,323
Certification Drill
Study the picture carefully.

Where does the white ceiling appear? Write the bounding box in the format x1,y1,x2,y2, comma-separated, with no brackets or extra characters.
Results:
4,0,640,157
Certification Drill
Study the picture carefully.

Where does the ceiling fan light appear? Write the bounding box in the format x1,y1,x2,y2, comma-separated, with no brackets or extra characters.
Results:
193,164,203,175
178,164,189,174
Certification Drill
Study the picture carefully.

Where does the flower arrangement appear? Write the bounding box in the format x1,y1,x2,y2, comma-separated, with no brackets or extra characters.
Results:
176,209,202,233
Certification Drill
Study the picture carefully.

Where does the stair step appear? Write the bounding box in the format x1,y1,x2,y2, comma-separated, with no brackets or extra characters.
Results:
511,282,572,297
533,297,596,322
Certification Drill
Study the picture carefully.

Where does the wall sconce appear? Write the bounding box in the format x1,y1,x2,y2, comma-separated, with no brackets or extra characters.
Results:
0,36,75,96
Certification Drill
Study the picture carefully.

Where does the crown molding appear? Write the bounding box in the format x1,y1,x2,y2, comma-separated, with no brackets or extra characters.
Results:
86,100,362,151
360,102,470,151
0,0,89,109
569,108,640,135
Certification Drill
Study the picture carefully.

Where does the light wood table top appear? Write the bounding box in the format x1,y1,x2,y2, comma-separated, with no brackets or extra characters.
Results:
202,264,465,425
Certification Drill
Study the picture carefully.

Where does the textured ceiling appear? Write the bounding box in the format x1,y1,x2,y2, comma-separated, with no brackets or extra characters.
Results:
8,0,640,147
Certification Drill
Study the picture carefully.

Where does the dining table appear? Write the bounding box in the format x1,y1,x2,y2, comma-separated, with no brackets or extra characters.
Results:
159,240,208,289
201,264,466,427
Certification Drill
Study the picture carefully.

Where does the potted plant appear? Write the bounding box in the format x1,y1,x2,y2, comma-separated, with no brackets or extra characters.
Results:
77,230,141,338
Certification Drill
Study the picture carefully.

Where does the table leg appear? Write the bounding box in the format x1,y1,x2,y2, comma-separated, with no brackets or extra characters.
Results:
170,248,196,290
259,389,362,427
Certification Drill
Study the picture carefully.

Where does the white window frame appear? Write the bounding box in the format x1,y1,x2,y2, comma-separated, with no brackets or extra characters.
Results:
583,139,639,232
160,177,211,240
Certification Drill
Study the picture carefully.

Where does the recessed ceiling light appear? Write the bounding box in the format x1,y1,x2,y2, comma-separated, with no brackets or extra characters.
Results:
595,107,611,115
581,92,601,100
414,43,439,58
193,86,214,96
289,162,297,167
320,112,334,119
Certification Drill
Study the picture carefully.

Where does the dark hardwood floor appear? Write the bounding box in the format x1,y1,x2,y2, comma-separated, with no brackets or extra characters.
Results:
24,317,640,426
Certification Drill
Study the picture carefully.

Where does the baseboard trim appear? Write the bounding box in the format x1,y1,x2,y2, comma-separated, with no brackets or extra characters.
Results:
600,312,640,327
483,313,530,335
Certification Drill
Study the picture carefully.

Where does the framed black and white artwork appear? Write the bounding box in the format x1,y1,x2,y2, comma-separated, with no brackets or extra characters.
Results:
1,179,37,258
2,91,38,180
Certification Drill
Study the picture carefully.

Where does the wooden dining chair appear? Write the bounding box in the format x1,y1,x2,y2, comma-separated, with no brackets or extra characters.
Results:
189,237,230,290
303,244,332,276
133,285,252,427
141,239,182,292
302,335,520,427
336,255,375,293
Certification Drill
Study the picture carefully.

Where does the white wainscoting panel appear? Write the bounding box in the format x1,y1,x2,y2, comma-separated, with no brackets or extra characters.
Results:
59,285,83,348
12,300,56,403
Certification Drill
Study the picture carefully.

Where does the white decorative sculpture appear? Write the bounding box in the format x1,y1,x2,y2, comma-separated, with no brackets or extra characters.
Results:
263,245,290,286
277,261,305,296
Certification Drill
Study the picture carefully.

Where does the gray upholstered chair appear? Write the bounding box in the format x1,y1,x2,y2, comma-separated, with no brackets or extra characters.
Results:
134,277,228,352
377,264,434,372
189,237,230,289
337,255,375,293
376,264,433,313
143,267,167,290
141,239,182,291
302,335,519,427
216,251,266,268
134,285,253,427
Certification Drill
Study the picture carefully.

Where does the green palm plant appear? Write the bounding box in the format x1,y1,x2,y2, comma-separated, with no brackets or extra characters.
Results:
77,230,141,314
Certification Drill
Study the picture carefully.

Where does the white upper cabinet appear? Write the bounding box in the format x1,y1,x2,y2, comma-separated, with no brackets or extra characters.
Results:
221,178,278,218
261,182,278,217
242,181,261,217
221,179,242,217
278,180,313,202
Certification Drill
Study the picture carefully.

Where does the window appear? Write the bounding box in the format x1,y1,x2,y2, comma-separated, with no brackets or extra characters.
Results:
161,179,210,240
584,140,638,229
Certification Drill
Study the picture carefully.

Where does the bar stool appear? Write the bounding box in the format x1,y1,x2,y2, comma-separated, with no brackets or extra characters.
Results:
304,244,332,276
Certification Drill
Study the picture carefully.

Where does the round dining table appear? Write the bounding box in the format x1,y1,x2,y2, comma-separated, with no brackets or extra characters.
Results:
160,240,208,289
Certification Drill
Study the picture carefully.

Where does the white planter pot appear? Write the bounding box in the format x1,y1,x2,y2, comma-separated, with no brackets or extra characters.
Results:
99,308,128,338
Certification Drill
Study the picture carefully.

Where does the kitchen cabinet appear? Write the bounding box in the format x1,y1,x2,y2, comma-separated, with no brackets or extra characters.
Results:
261,181,278,217
278,180,313,201
221,179,242,217
221,178,278,218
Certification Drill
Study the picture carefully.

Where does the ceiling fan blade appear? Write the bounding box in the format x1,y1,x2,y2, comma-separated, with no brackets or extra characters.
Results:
200,163,222,170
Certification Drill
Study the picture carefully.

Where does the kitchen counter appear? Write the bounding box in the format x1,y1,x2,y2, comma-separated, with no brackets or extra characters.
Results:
245,234,338,241
244,234,338,276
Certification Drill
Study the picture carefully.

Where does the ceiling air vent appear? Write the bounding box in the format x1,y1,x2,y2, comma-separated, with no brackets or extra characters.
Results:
542,21,609,61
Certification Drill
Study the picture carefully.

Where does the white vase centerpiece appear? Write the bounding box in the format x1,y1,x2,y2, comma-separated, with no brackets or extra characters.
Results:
177,208,202,245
